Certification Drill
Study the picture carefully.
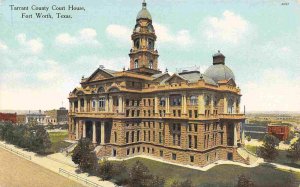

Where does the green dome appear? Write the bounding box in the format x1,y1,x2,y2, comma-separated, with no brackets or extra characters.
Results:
136,1,152,20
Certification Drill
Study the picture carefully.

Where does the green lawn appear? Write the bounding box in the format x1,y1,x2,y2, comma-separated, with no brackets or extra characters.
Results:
47,131,72,154
113,157,300,187
245,145,258,155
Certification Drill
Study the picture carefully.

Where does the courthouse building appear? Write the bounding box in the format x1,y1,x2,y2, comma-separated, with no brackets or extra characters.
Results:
68,1,246,166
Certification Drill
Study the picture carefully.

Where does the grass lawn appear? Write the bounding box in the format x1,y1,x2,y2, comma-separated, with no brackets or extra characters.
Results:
47,131,72,154
245,145,300,168
113,157,300,187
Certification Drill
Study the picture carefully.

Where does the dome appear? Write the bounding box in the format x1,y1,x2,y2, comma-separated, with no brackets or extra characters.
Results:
204,64,235,83
136,1,152,20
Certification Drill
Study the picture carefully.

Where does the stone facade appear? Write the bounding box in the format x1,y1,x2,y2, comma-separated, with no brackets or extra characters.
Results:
68,1,246,167
45,107,68,125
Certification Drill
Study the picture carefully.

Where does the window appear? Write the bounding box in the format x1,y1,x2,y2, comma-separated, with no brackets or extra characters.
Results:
138,147,140,153
143,147,145,152
160,97,166,106
149,60,153,69
173,110,176,117
126,110,130,117
135,39,140,49
178,110,181,117
177,124,181,131
194,136,198,149
205,95,211,106
194,124,198,132
144,131,146,141
152,148,154,154
134,59,139,69
159,132,162,143
188,124,192,131
190,96,198,105
114,132,117,143
172,153,177,160
160,150,163,157
126,132,129,143
170,95,181,106
227,98,234,114
132,148,135,154
99,97,105,108
153,131,155,142
127,149,130,155
159,123,162,129
194,110,198,118
177,135,181,146
190,155,194,163
188,135,192,148
148,131,150,142
189,110,192,118
131,131,134,142
92,100,96,108
137,130,140,142
173,134,176,145
148,39,154,49
173,124,176,131
131,110,135,117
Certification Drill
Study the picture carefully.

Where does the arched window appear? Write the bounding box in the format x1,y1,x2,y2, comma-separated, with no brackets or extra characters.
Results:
227,98,234,114
190,96,198,105
134,60,139,69
205,95,211,106
92,100,96,108
97,87,105,93
160,97,166,106
149,60,153,69
134,39,140,49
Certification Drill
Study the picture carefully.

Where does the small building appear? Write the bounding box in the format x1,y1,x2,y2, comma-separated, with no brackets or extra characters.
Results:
16,114,26,124
267,124,290,141
0,112,17,123
44,107,68,125
26,110,46,125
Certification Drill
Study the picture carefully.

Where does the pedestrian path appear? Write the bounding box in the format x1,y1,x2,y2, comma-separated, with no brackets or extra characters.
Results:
0,141,115,187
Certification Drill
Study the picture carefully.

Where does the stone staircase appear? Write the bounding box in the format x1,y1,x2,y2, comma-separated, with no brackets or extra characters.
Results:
237,147,260,165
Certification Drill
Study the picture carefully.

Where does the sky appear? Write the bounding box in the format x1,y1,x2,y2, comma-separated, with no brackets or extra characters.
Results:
0,0,299,112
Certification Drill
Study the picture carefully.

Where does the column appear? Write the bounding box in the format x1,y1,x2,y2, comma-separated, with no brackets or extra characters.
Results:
75,120,79,140
198,94,204,115
234,123,237,147
109,96,113,112
72,101,75,113
166,96,170,114
154,96,158,115
118,96,123,113
95,98,99,112
92,121,97,144
101,122,105,144
84,98,87,112
82,121,86,138
223,95,228,114
211,95,214,115
182,94,187,115
105,96,109,112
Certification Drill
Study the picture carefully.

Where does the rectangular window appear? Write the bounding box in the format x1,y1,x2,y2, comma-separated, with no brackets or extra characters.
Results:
188,124,192,131
126,110,130,117
178,135,181,146
126,132,129,143
137,130,140,142
173,124,176,131
178,110,181,117
190,155,194,162
148,110,151,117
173,110,176,117
194,124,198,132
160,150,163,157
131,131,134,143
144,131,146,141
172,153,177,160
189,110,192,118
137,110,140,117
143,147,145,152
188,135,192,148
127,149,130,155
144,110,146,116
148,99,151,106
173,134,176,145
221,133,223,145
131,110,135,117
148,131,151,142
153,131,155,142
194,136,198,149
194,110,198,118
137,147,140,152
159,132,162,143
159,123,162,129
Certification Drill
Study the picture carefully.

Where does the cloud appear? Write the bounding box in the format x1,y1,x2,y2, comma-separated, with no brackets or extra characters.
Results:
242,68,300,112
0,41,8,51
55,28,100,47
203,10,249,44
153,23,193,47
16,33,43,54
106,24,131,43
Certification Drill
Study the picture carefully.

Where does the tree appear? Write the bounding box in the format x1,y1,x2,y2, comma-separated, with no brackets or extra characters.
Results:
236,174,254,187
98,158,114,180
284,131,295,144
72,138,99,174
257,134,279,160
287,138,300,163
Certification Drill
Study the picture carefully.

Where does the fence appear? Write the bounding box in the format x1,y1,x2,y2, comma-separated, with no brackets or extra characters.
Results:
58,168,103,187
0,143,32,160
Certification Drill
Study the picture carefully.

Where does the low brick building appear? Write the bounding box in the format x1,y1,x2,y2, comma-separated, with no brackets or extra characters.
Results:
16,114,26,124
267,124,290,141
0,113,17,123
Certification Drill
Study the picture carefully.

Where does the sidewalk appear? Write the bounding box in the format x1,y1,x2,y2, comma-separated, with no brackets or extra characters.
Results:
0,141,115,187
